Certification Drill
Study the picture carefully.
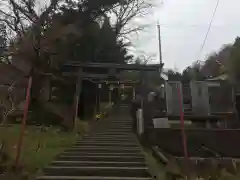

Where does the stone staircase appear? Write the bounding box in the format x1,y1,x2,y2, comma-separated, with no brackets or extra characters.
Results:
36,106,152,180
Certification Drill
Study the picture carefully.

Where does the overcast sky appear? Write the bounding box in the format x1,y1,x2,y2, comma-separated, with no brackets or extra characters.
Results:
130,0,240,71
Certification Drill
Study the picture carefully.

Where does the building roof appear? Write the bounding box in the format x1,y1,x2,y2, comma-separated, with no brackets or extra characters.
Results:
207,74,228,81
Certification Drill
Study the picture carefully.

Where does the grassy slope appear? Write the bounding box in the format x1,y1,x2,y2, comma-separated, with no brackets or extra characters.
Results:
0,121,88,174
142,148,167,180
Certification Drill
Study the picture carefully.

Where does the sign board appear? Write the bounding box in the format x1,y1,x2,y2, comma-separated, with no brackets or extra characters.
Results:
165,81,183,116
190,81,234,115
153,118,170,128
208,81,234,113
190,81,210,116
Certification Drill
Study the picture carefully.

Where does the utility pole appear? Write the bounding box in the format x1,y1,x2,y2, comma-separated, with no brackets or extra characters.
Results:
157,21,163,65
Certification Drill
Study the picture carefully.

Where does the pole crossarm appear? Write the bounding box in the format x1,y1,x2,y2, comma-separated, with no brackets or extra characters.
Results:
62,72,121,78
64,62,164,71
101,80,139,84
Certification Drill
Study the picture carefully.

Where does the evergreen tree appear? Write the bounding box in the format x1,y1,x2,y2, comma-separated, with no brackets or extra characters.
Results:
229,37,240,80
95,18,132,64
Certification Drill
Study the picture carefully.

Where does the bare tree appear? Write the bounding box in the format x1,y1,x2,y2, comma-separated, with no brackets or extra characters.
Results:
134,53,155,64
110,0,153,37
0,0,60,36
0,0,64,96
0,0,61,64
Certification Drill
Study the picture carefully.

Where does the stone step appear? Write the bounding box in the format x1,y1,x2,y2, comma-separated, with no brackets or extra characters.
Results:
37,175,152,180
109,119,132,121
101,128,132,131
74,142,137,147
85,136,135,140
91,131,133,135
101,129,132,131
99,124,132,126
92,130,133,132
90,133,134,136
83,135,136,139
87,132,133,135
82,138,135,141
107,121,132,123
110,121,132,124
104,129,132,132
61,152,143,158
44,166,150,177
62,152,141,156
51,160,147,167
56,155,145,162
108,121,132,122
106,123,132,126
81,138,136,142
88,135,134,138
36,106,152,180
95,124,132,127
104,128,132,130
70,145,140,150
107,125,132,127
102,132,132,134
78,139,136,143
106,124,132,126
65,147,141,153
85,137,135,140
79,140,136,144
98,128,132,131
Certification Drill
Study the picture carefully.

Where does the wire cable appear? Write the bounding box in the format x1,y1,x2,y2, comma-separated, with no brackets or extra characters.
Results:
197,0,220,60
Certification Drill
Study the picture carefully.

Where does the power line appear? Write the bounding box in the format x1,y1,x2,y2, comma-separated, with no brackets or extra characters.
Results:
197,0,220,60
160,24,204,28
159,23,238,29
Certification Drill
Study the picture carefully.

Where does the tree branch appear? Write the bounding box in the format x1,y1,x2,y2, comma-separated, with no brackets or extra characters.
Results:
21,0,38,19
118,25,144,37
110,0,152,36
9,0,37,22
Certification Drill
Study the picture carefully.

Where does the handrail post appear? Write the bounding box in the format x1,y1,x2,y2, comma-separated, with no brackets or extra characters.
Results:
177,84,189,179
15,76,32,167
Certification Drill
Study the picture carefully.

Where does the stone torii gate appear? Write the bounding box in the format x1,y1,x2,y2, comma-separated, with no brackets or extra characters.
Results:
63,62,163,130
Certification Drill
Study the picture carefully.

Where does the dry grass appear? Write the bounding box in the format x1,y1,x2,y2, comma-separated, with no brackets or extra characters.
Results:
141,145,240,180
143,148,167,180
0,120,88,176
